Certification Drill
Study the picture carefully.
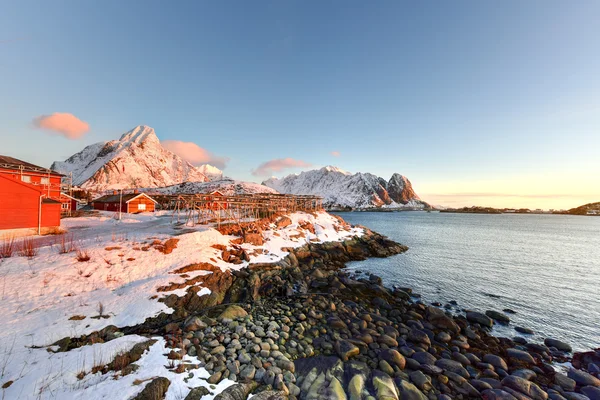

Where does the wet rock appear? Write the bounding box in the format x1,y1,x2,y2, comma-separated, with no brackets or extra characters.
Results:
580,386,600,400
378,334,399,347
466,311,494,328
506,348,536,364
482,389,520,400
544,338,572,353
501,375,548,400
554,373,576,391
515,326,534,335
568,368,600,387
511,369,537,381
435,359,470,379
486,310,511,324
483,354,508,371
412,351,437,366
133,377,171,400
407,328,431,347
409,371,432,391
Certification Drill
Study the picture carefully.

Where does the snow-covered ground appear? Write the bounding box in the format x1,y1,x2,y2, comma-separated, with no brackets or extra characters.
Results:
0,210,362,399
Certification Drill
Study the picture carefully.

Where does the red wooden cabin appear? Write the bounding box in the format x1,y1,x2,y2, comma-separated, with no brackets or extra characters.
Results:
59,193,80,214
0,155,63,233
207,190,228,210
91,191,157,213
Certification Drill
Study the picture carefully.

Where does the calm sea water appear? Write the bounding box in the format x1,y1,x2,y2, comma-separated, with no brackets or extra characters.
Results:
336,211,600,352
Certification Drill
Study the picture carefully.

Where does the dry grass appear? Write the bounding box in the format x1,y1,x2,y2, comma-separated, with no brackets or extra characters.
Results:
75,249,91,262
18,237,39,258
42,226,66,236
0,236,15,259
57,233,76,254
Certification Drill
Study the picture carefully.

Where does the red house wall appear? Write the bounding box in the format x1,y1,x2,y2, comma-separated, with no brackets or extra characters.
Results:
0,175,60,230
0,168,62,199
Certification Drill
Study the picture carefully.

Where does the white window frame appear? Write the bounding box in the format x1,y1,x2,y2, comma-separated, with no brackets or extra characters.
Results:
61,203,69,210
138,203,146,211
21,175,31,183
41,177,49,184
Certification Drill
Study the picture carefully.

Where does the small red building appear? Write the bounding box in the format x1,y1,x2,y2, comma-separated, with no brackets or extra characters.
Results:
0,155,63,234
91,191,157,213
205,190,228,210
59,193,81,215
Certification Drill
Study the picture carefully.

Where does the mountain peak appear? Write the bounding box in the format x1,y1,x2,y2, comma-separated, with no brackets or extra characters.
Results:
119,125,159,145
264,167,429,209
321,165,351,175
51,126,216,190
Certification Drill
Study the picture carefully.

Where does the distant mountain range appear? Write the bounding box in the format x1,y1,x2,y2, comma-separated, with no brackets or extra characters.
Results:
263,166,430,210
51,126,223,191
51,126,429,209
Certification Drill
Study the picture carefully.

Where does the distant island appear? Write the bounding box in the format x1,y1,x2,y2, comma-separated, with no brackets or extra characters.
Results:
440,202,600,216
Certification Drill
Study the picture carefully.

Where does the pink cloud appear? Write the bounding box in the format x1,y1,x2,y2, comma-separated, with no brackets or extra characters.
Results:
33,112,90,139
331,151,341,157
252,157,312,176
162,140,229,169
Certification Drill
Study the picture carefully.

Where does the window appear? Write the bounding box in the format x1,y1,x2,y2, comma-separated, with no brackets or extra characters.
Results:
41,177,49,184
61,203,69,210
21,175,31,183
138,203,146,211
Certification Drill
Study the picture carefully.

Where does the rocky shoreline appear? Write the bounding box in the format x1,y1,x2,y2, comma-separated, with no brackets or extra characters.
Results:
52,217,600,400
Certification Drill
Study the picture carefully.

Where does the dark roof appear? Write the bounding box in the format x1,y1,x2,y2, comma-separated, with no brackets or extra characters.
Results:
92,193,156,203
0,155,62,176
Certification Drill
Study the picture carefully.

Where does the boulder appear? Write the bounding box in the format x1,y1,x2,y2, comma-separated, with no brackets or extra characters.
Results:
435,358,470,379
372,370,399,400
544,338,572,353
515,326,534,335
580,386,600,400
218,305,248,321
214,382,258,400
486,310,511,324
554,373,576,391
501,375,548,400
506,348,536,365
184,316,207,331
568,368,600,387
380,349,406,369
407,328,431,347
335,340,360,362
483,354,508,371
396,378,428,400
184,387,210,400
482,389,519,400
466,311,494,328
132,377,171,400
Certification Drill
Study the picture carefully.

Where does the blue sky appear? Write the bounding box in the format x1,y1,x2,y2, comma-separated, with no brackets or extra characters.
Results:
1,1,599,208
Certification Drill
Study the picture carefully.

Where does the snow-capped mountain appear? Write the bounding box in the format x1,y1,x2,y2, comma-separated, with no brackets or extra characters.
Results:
263,166,430,210
196,164,224,181
51,126,223,191
144,178,278,196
